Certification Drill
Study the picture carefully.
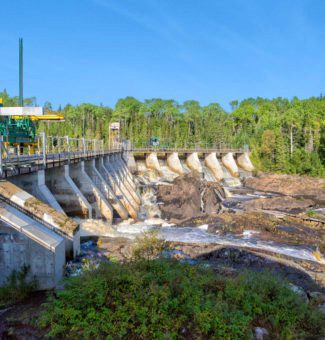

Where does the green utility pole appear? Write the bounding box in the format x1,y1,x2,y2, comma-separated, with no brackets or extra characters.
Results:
19,38,23,107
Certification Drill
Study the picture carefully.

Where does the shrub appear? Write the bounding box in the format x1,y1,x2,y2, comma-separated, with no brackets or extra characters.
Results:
0,265,37,308
39,260,325,339
131,230,170,261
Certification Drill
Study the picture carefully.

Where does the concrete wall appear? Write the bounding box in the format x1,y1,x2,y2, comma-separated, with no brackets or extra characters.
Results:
69,162,113,221
0,223,65,290
45,166,90,218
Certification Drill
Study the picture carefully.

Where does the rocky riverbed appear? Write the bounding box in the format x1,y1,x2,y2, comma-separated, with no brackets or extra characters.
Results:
2,171,325,338
131,171,325,289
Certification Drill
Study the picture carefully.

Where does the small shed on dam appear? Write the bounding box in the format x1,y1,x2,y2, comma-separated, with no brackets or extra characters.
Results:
0,203,66,290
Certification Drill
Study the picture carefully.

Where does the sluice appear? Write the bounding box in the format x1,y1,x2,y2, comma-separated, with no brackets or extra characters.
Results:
204,152,224,182
167,152,184,175
69,162,113,221
222,152,239,177
109,155,141,205
91,159,129,220
104,156,140,212
99,158,139,219
237,152,255,172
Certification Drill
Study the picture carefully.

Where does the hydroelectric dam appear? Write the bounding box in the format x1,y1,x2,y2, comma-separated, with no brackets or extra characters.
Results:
0,135,254,289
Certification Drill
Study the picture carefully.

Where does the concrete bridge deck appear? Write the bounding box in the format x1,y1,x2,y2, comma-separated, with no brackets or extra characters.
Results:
131,147,245,155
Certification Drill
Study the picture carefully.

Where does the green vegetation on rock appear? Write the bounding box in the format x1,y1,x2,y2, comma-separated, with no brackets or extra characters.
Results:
39,260,325,339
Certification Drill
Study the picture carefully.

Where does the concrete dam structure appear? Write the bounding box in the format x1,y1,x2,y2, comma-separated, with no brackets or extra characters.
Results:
132,148,254,181
0,140,253,289
0,142,140,289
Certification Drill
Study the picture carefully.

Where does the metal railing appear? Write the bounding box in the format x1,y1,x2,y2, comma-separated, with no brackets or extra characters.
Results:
0,133,124,177
130,147,245,154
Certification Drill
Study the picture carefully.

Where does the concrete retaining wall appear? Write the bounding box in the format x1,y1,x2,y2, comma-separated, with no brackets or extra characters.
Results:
0,219,65,290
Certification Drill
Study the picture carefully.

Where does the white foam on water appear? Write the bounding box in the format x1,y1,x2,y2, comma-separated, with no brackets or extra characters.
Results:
198,224,209,230
110,220,324,264
159,226,324,263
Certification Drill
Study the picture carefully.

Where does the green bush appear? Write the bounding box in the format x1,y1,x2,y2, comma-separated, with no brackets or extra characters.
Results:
131,230,170,261
0,265,37,308
39,260,325,339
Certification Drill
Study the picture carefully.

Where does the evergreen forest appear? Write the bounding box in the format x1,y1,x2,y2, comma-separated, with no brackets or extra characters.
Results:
1,90,324,176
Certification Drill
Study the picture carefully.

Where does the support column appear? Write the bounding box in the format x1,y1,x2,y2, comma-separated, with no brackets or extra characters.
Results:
204,152,224,182
64,165,93,218
37,170,65,214
99,158,138,219
222,152,239,177
115,153,137,191
103,157,140,212
186,152,202,172
89,159,128,220
237,152,254,172
146,152,162,174
69,162,113,221
108,154,141,205
167,152,184,175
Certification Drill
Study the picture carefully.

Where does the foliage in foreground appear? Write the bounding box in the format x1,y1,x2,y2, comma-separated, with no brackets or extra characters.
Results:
39,260,325,339
0,265,37,308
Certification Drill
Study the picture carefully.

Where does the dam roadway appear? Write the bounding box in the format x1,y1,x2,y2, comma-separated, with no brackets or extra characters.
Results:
0,136,254,289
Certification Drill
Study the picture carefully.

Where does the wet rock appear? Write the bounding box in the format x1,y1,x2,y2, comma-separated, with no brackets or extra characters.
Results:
205,211,325,256
241,196,315,213
245,174,325,203
255,327,269,340
157,171,223,222
289,283,309,303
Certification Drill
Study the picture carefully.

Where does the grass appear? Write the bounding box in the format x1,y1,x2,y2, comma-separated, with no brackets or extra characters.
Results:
38,260,325,339
0,265,37,308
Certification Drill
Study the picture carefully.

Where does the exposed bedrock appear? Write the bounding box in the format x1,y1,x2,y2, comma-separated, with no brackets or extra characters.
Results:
237,152,255,172
245,173,325,203
204,152,224,182
186,152,202,173
167,152,184,175
157,171,224,222
145,152,162,174
206,210,325,254
241,196,315,213
222,152,239,177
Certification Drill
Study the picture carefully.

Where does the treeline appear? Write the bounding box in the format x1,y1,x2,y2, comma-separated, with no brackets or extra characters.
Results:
1,89,324,176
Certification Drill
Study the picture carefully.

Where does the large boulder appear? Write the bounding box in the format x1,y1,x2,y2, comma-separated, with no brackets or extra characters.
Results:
157,171,223,222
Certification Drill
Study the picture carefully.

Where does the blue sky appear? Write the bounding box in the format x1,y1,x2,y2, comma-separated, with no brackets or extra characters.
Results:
1,0,325,110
